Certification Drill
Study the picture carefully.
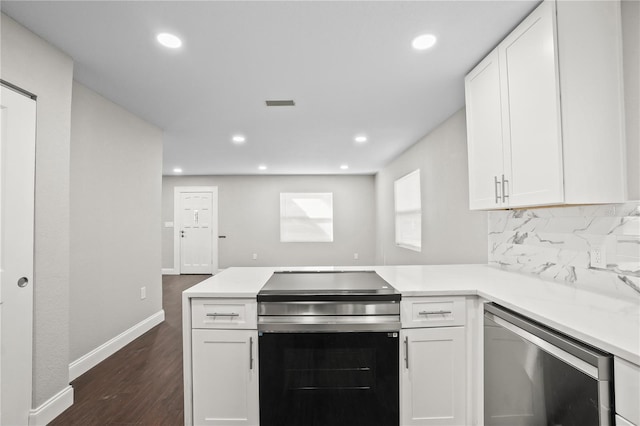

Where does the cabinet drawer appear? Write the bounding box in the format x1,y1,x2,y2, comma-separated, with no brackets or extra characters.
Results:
615,357,640,426
191,298,257,329
401,297,466,328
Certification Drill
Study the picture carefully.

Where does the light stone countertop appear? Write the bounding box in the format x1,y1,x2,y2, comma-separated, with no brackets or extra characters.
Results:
183,264,640,365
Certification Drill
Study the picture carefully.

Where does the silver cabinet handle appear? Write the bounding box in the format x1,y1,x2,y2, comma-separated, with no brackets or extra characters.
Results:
404,337,409,370
418,310,452,316
17,277,29,288
206,312,240,317
249,337,254,370
502,174,509,202
494,176,501,204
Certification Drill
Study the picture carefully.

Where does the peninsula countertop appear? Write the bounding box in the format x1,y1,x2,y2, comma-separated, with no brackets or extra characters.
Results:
183,264,640,365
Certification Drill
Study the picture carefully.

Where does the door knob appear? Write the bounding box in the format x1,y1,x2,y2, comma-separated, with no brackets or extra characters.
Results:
17,277,29,288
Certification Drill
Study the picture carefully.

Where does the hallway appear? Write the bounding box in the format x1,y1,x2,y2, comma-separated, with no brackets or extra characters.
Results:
51,275,210,425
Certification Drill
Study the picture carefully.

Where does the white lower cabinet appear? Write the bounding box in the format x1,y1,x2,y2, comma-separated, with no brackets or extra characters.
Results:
400,327,466,425
615,357,640,426
191,328,259,425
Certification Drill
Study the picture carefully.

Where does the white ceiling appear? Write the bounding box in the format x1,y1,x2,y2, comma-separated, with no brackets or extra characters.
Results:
1,0,539,176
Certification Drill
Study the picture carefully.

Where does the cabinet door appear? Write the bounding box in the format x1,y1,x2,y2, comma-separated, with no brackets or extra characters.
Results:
614,357,640,426
192,329,258,425
401,327,466,426
499,0,564,208
465,49,506,210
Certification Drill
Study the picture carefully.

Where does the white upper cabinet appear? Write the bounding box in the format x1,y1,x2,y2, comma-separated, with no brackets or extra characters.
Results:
465,0,627,210
499,1,564,208
465,50,507,209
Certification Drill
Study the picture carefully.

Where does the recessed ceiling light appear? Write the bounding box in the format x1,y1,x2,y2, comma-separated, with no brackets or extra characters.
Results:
232,135,246,144
354,135,368,143
157,33,182,49
340,164,349,170
412,34,437,50
258,165,267,171
173,168,183,173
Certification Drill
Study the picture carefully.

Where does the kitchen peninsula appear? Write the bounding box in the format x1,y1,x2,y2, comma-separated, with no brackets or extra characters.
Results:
182,264,640,426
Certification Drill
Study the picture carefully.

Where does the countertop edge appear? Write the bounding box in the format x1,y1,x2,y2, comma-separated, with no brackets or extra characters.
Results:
475,289,640,366
182,265,640,366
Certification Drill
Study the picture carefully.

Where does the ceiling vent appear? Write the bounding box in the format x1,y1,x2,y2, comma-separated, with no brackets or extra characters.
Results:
265,100,295,107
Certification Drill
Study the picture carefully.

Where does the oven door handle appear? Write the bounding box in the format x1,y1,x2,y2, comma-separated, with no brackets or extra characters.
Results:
258,315,401,333
404,336,409,369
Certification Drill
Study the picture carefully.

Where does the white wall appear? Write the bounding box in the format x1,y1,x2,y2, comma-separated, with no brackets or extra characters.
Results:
375,109,488,265
1,13,73,409
162,175,376,269
70,82,163,361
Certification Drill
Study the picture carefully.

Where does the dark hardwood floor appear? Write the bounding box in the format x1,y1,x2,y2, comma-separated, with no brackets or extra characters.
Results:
50,274,211,426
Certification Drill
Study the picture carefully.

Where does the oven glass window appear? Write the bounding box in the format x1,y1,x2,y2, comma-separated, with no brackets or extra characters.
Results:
259,332,399,426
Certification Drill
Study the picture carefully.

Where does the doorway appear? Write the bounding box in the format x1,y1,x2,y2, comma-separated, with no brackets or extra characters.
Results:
0,83,37,425
173,187,218,274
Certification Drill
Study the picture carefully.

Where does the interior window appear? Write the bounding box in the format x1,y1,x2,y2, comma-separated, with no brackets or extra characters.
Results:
280,192,333,242
394,170,422,251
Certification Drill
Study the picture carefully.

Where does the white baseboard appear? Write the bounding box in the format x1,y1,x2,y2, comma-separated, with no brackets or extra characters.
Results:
29,385,73,426
69,310,165,381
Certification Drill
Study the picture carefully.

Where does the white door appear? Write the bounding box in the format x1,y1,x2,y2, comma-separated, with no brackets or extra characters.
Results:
178,189,217,274
0,85,36,425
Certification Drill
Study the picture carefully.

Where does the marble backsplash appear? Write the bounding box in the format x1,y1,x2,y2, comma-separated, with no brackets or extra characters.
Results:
488,202,640,300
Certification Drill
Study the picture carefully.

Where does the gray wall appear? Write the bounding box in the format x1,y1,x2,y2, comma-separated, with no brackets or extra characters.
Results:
375,109,488,265
162,175,376,269
1,14,73,408
70,82,163,361
622,0,639,200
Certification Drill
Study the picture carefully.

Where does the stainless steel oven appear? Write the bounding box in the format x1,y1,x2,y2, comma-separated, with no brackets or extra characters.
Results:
484,303,613,426
257,271,401,426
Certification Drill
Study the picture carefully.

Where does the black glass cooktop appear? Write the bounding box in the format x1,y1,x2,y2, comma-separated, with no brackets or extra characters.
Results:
257,271,401,302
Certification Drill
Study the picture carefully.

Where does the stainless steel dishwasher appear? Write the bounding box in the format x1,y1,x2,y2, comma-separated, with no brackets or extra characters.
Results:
484,303,613,426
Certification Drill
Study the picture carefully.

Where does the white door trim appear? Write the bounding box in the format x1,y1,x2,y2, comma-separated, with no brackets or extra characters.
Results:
173,186,218,274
